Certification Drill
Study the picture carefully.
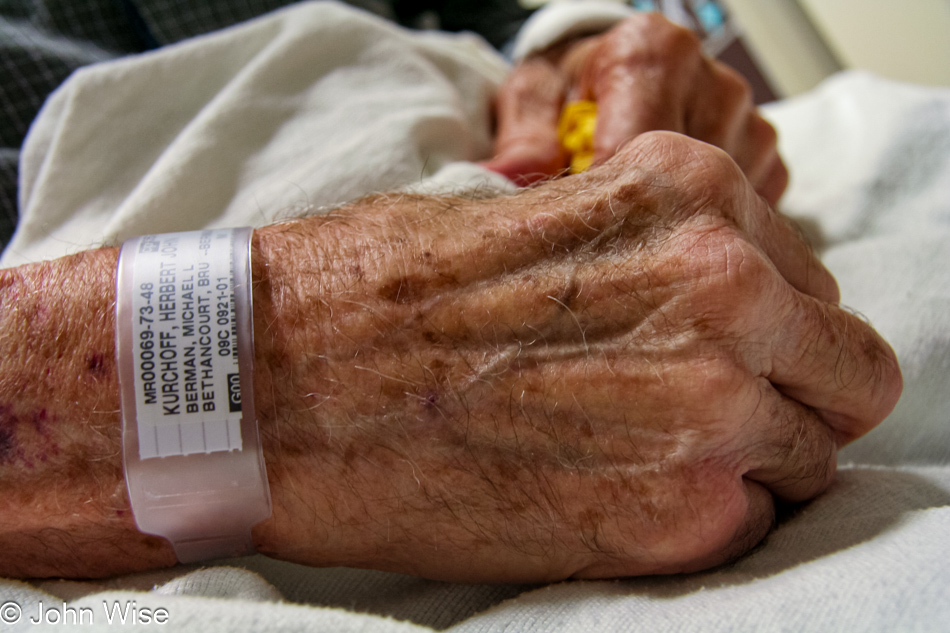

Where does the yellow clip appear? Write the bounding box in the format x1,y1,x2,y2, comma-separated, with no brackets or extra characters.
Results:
558,100,597,174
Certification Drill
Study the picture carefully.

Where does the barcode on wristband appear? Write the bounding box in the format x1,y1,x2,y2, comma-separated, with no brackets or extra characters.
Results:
127,229,244,458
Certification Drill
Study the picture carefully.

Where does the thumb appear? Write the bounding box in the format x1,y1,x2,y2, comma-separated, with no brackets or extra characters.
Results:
484,57,569,186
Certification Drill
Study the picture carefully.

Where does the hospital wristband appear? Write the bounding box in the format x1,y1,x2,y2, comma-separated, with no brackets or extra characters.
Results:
115,227,271,563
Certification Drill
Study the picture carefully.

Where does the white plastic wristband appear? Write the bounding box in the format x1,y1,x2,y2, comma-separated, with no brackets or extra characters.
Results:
116,227,271,563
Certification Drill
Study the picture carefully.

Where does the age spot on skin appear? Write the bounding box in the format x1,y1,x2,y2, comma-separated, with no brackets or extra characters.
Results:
378,274,443,305
342,444,365,468
379,272,459,305
379,275,427,304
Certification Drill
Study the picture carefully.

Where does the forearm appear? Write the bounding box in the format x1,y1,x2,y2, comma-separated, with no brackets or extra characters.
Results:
0,247,174,577
0,218,358,578
0,187,598,580
0,137,901,582
0,194,501,578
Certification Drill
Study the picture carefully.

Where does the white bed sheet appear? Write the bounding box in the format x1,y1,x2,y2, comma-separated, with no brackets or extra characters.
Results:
2,3,949,631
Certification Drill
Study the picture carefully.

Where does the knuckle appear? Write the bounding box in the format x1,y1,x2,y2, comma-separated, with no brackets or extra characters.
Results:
669,226,776,321
499,58,564,106
605,13,701,68
861,329,904,421
643,130,741,179
723,242,775,295
747,115,779,151
786,411,836,473
626,12,700,54
774,414,838,500
716,63,754,109
503,63,540,96
691,141,748,191
622,130,722,173
623,132,748,213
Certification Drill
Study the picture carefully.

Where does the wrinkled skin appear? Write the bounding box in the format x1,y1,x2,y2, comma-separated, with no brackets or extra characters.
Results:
0,133,900,581
250,132,901,583
486,13,788,205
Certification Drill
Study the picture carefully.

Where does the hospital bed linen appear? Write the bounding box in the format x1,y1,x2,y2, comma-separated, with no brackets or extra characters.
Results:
2,3,949,631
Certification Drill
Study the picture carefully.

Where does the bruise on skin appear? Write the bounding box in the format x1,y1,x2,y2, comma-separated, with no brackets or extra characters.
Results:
0,426,15,464
420,389,439,411
86,353,107,377
415,358,452,415
0,405,59,466
0,405,19,464
31,408,48,435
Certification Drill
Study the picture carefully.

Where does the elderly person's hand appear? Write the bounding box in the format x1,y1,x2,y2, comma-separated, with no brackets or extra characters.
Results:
249,132,897,582
486,13,787,206
0,134,899,582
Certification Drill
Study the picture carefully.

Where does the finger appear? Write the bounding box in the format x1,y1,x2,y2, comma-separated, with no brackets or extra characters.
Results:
689,480,775,572
766,287,903,444
484,57,569,186
743,191,838,304
732,114,788,206
683,60,752,154
756,154,790,209
589,70,687,163
742,378,838,502
678,59,790,207
579,15,701,163
680,60,788,205
572,478,776,578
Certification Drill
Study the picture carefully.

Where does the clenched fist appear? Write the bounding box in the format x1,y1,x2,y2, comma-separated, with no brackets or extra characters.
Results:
250,132,901,582
487,13,787,205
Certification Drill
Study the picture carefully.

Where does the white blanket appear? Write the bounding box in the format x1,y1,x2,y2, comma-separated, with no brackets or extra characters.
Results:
2,3,949,631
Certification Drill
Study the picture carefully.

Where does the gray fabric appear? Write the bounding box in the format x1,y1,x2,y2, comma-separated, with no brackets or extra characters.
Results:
0,0,530,249
127,0,362,44
0,4,126,243
0,0,152,244
1,2,510,264
0,149,19,243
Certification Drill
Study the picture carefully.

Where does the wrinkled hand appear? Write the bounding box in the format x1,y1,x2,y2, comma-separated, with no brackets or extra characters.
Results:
252,133,900,583
485,13,787,205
